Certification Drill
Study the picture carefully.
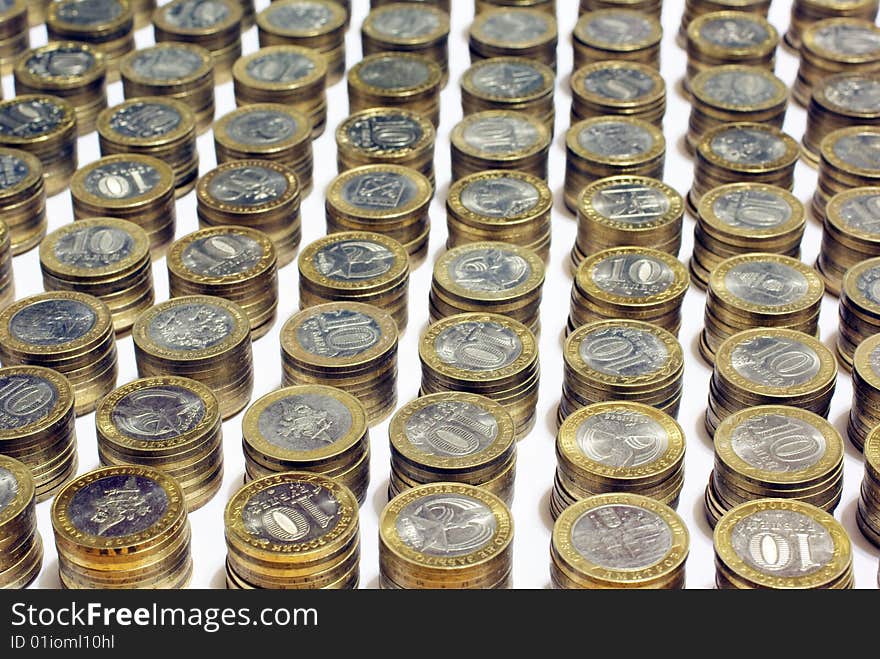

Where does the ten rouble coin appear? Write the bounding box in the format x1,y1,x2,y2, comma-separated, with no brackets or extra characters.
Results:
348,52,443,127
837,257,880,369
570,60,666,127
469,7,558,71
814,126,880,222
0,455,42,589
0,148,45,255
451,111,551,182
817,187,880,295
848,334,880,450
679,0,772,47
785,0,879,53
47,0,134,82
573,9,662,71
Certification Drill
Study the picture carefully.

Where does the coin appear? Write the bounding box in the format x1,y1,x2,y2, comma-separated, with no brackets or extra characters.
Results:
679,0,772,47
786,0,879,53
348,52,443,127
469,6,558,71
47,0,134,82
362,3,450,84
0,147,45,255
573,9,662,71
837,257,880,370
570,60,666,128
814,126,880,223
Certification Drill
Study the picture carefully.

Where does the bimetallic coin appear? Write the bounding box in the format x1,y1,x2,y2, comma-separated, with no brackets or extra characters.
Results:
577,324,671,378
729,335,823,388
338,170,418,211
0,370,60,430
224,109,301,147
53,0,125,25
313,239,395,282
244,51,316,83
695,68,785,108
259,0,340,34
710,127,790,166
576,11,657,47
206,165,289,207
446,247,531,294
698,14,770,48
22,44,100,80
711,187,795,230
146,302,235,352
107,101,182,140
459,175,541,219
0,151,33,189
181,232,265,278
126,45,206,81
589,181,671,225
340,111,427,156
159,0,233,29
365,5,444,40
81,160,162,200
354,55,433,91
473,8,553,45
723,261,810,306
582,65,658,101
433,321,524,372
574,407,670,468
51,224,135,269
457,113,544,156
295,308,383,359
820,75,880,114
9,299,96,346
466,59,548,100
0,97,68,139
830,130,880,171
590,252,676,299
808,20,880,58
109,384,207,442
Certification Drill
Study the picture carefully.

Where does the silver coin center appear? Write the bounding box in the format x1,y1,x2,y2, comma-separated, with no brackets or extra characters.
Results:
578,121,654,158
147,303,235,351
460,177,541,219
723,261,810,306
241,482,342,544
395,494,497,557
579,326,670,377
570,504,673,569
590,184,670,224
730,336,822,387
314,240,396,282
258,393,354,452
576,409,669,468
9,299,97,346
296,309,383,358
462,116,541,155
712,190,793,229
592,254,675,298
404,401,500,458
730,414,827,472
434,321,523,372
112,386,206,441
68,475,168,538
447,248,531,293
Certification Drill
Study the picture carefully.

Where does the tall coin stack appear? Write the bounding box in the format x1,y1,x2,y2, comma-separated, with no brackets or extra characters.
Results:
551,494,688,590
451,111,551,182
0,292,118,416
241,386,370,504
570,61,666,127
814,126,880,222
0,0,27,75
817,188,880,295
848,333,880,450
52,466,193,590
388,393,517,506
47,0,134,82
348,53,443,127
0,220,13,310
280,302,400,424
0,148,45,255
167,226,279,340
785,0,879,52
678,0,772,46
837,258,880,369
96,377,224,511
572,10,662,71
858,427,880,547
380,483,514,589
0,456,42,589
132,296,254,420
469,7,558,71
225,473,361,589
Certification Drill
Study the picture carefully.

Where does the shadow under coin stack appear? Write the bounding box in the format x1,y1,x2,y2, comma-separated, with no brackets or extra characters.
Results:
52,466,193,590
848,334,880,451
572,9,662,71
47,0,134,82
469,7,558,71
838,258,880,369
0,148,45,255
814,126,880,223
0,220,13,309
96,377,224,512
785,0,879,52
225,473,361,589
0,456,42,589
818,188,880,296
858,428,880,547
678,0,772,47
0,0,27,75
551,494,688,590
241,386,370,504
380,483,513,589
348,53,442,128
570,61,666,128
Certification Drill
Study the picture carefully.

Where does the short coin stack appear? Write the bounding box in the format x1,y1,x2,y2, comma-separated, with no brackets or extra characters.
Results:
225,473,361,589
52,466,193,590
572,9,662,71
388,393,517,506
570,61,666,127
379,483,513,589
679,0,772,46
814,126,880,222
837,258,880,369
817,188,880,296
551,494,689,590
47,0,134,81
0,455,42,589
848,334,880,450
0,220,13,309
348,52,442,127
0,0,27,75
451,111,551,182
469,7,558,71
858,427,880,547
785,0,879,52
96,377,224,512
0,148,45,255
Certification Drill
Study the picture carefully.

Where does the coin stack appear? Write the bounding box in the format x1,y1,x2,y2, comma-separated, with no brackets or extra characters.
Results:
858,427,880,546
582,0,660,16
0,95,77,197
225,473,361,590
469,7,558,71
678,0,772,46
706,406,844,528
132,296,254,420
848,334,880,450
14,43,108,136
336,108,437,186
380,483,513,589
39,219,155,334
714,499,853,589
97,97,198,198
213,104,313,195
299,232,410,332
0,292,118,417
691,184,805,289
785,0,879,52
326,165,432,265
233,46,328,139
572,176,684,271
420,313,539,440
573,10,662,71
689,123,799,215
47,0,134,82
565,117,666,214
818,188,880,295
52,466,193,590
348,53,442,128
430,242,545,336
0,455,42,589
551,494,688,590
570,61,666,127
701,254,824,363
27,0,49,27
569,248,690,337
446,170,553,261
153,0,243,84
837,259,880,369
241,386,370,504
167,226,279,340
120,43,216,135
0,366,76,501
238,0,255,29
257,0,347,85
479,0,554,13
196,160,302,268
814,127,880,222
707,328,838,436
0,0,27,75
0,148,45,255
0,220,13,310
130,0,155,28
281,302,399,425
794,19,880,106
96,377,224,511
388,393,517,505
560,320,684,425
553,403,686,519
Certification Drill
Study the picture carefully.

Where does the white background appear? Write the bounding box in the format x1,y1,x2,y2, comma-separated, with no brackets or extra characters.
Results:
15,0,880,589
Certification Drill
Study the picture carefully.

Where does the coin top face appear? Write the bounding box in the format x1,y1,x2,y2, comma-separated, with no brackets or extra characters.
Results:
712,189,793,229
870,344,880,378
579,326,670,376
344,113,424,154
245,52,316,83
225,110,299,145
838,193,880,233
395,493,497,557
182,234,264,277
109,103,182,139
699,16,769,47
583,67,657,101
128,47,205,80
83,161,162,200
578,121,655,158
258,392,353,451
470,61,546,99
581,13,653,45
26,46,97,79
403,401,499,458
0,467,17,514
478,11,549,43
241,481,342,544
357,57,431,90
592,254,675,298
147,303,235,351
701,70,780,106
434,321,523,372
590,183,671,224
0,99,64,138
295,309,383,358
856,265,880,306
461,115,542,155
812,23,880,56
460,176,541,218
710,128,787,165
729,509,835,577
575,409,669,467
207,166,288,206
730,336,821,387
832,132,880,170
340,171,418,210
56,0,123,25
822,76,880,112
0,373,58,429
10,300,97,345
372,6,440,38
266,2,335,31
0,154,32,189
68,474,168,538
111,386,206,441
163,0,230,28
54,225,135,269
314,240,395,282
447,248,531,293
570,504,673,569
723,261,809,306
729,413,826,472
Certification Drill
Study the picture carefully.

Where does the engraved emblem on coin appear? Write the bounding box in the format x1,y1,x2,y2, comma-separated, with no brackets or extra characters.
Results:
226,110,298,145
434,321,523,371
241,481,341,544
0,374,58,429
182,234,263,277
823,76,880,113
296,309,382,358
314,240,395,282
258,392,353,451
711,128,787,165
358,57,431,90
460,177,541,218
590,184,670,224
856,265,880,306
84,161,161,200
346,114,423,154
245,52,315,82
582,14,653,44
471,62,545,99
730,509,835,577
699,16,768,47
0,99,64,138
576,409,669,467
730,413,826,473
584,68,655,101
713,190,792,229
55,226,135,269
341,171,417,210
839,193,880,234
112,386,206,441
702,70,778,106
724,261,809,306
374,6,439,38
208,166,288,206
10,300,97,346
68,475,169,538
832,133,880,170
266,2,334,30
109,103,182,139
396,494,497,557
870,345,880,378
593,255,675,298
129,47,204,80
579,326,669,376
730,336,821,387
56,0,123,24
579,121,654,158
480,12,548,42
570,504,673,569
813,24,880,56
462,116,540,154
0,154,30,189
26,47,96,78
404,401,499,457
448,248,530,293
0,467,17,514
148,303,234,351
163,0,230,28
